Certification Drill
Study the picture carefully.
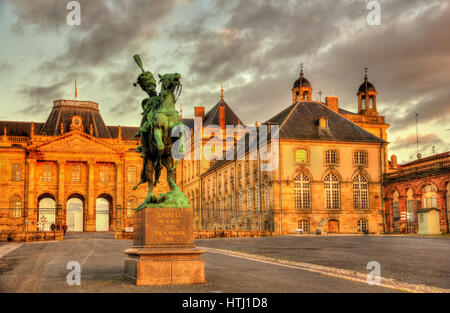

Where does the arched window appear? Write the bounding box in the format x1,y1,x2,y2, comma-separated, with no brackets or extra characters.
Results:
407,188,415,222
324,174,340,210
255,184,260,211
393,191,400,226
353,175,369,210
264,180,270,210
294,174,311,209
9,196,22,218
422,184,437,208
319,117,327,128
325,149,338,165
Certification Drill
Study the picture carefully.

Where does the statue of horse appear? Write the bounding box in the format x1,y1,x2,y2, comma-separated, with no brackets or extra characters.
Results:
131,55,189,209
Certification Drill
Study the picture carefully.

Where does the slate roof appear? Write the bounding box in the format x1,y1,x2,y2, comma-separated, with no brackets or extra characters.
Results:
203,99,244,127
201,100,384,176
39,103,112,138
0,121,44,136
265,101,384,143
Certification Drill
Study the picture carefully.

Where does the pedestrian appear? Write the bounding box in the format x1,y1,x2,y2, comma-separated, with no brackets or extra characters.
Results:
50,222,56,231
62,223,68,236
56,223,61,231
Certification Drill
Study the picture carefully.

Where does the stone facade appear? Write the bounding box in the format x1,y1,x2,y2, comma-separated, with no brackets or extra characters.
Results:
384,152,450,234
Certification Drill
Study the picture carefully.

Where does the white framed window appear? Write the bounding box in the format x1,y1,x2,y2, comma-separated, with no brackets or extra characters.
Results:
72,164,81,182
422,184,437,208
9,197,22,218
128,166,137,183
354,150,368,166
357,219,368,233
298,220,310,233
353,175,369,210
264,182,270,210
42,164,52,182
100,166,110,183
127,198,137,217
294,174,311,209
325,150,338,165
12,163,22,181
255,185,260,211
324,174,340,210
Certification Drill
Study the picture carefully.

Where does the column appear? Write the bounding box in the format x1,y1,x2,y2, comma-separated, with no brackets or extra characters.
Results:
57,160,66,226
86,160,96,231
26,159,36,231
115,161,124,230
437,190,447,233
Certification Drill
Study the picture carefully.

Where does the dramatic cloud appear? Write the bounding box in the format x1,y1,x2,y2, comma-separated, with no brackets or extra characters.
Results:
2,0,449,162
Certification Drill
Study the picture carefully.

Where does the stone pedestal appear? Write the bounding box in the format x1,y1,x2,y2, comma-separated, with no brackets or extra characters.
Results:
124,207,205,285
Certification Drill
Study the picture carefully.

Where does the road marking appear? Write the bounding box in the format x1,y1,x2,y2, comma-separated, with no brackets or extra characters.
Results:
0,243,23,259
198,246,450,293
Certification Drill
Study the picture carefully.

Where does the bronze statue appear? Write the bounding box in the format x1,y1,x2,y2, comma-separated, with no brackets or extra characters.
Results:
132,54,189,209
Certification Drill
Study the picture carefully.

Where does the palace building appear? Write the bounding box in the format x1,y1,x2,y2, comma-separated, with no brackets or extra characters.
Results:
3,67,446,237
197,68,388,235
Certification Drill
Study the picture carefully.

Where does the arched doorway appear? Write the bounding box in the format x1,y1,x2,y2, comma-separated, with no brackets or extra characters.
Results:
67,194,85,232
96,194,112,231
38,194,56,231
392,190,400,233
328,220,339,234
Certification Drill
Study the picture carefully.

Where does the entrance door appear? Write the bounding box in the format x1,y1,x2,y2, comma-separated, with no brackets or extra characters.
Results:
67,198,84,231
328,220,339,233
96,197,110,231
38,197,56,231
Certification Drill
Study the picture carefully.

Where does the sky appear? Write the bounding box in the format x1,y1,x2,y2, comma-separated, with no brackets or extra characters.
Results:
0,0,449,164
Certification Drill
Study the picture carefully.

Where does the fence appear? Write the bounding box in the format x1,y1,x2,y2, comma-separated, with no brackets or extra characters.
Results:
0,207,60,233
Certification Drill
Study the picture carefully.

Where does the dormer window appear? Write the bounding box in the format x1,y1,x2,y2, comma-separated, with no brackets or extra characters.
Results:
319,117,327,128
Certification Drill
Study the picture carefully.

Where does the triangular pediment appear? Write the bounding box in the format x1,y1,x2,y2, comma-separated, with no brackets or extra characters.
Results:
28,131,122,154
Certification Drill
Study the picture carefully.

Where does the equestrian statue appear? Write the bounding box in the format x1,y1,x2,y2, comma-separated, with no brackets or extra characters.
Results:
131,54,189,210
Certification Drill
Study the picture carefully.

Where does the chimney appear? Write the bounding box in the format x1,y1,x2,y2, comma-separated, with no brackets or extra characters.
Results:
194,106,205,120
219,105,225,129
325,96,339,112
391,154,398,169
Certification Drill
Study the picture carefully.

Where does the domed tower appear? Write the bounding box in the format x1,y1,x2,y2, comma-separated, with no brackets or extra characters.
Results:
357,67,377,115
292,64,312,103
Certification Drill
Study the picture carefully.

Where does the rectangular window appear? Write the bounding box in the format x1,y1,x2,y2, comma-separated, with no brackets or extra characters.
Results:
325,150,338,165
354,150,368,166
9,198,22,218
42,164,52,182
357,220,368,233
72,164,81,182
100,166,110,183
295,149,307,163
11,164,22,181
298,220,310,233
128,166,137,183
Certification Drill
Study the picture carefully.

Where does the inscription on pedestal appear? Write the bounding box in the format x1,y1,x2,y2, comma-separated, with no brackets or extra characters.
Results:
133,207,193,247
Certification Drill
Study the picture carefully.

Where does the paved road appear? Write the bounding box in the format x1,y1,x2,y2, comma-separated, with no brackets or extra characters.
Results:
196,235,450,289
0,232,396,293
